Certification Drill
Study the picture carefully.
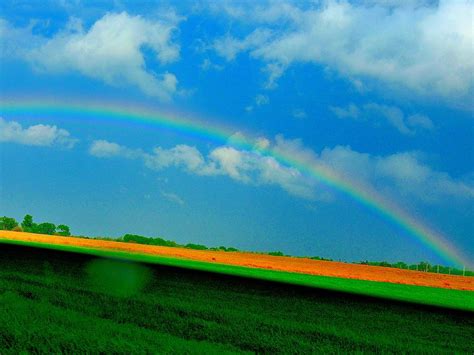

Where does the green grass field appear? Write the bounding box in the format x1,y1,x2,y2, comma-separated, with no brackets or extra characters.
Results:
1,238,473,311
0,242,473,353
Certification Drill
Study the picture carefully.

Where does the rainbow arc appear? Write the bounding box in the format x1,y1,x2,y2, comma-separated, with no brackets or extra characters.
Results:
1,97,471,268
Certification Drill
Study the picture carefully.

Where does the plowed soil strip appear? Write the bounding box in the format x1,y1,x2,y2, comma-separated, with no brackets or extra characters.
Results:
1,231,472,291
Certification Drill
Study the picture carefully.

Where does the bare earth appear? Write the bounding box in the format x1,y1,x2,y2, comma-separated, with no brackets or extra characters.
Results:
1,231,472,291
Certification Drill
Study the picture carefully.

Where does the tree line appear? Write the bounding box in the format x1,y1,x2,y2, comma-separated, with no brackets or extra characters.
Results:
0,215,71,236
0,214,471,276
358,260,473,277
120,234,239,252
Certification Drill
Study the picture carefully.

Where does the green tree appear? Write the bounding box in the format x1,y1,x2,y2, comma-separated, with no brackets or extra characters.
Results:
0,216,18,230
394,261,408,269
268,251,284,256
185,243,208,250
21,214,36,232
418,261,431,272
56,224,71,236
35,223,56,235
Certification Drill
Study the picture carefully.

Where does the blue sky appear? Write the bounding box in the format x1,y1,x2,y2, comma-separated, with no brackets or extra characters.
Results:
0,0,472,265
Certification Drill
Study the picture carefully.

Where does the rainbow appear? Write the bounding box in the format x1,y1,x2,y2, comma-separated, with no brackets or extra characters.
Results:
1,97,471,268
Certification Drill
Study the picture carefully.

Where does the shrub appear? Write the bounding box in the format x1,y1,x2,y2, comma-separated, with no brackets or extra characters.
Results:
0,216,19,230
268,251,284,257
57,225,71,236
122,234,177,247
185,243,208,250
35,223,56,235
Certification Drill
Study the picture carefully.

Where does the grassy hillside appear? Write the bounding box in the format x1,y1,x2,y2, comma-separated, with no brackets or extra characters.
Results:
1,238,473,311
0,243,473,353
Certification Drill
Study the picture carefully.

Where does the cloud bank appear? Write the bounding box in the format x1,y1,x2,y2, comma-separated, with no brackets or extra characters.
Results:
330,103,434,135
1,12,181,100
211,0,474,106
89,134,474,204
0,118,78,148
89,138,316,198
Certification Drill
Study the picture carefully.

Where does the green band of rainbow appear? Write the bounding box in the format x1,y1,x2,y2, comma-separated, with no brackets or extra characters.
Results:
1,97,471,268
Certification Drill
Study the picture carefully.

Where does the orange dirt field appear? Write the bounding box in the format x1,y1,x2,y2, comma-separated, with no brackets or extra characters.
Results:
0,230,473,291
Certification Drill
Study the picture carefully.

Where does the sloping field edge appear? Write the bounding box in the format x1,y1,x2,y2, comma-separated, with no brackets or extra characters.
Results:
1,238,473,312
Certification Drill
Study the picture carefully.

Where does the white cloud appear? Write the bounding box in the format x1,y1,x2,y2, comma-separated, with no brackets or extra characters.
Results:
88,139,140,158
200,58,223,71
89,135,473,204
364,103,413,135
213,28,272,61
272,135,474,203
0,118,77,148
246,94,270,112
330,103,434,134
255,94,269,106
144,144,214,175
330,104,360,119
254,137,271,150
406,114,434,131
211,1,474,105
292,109,307,119
262,62,286,89
0,19,42,58
2,12,181,100
89,139,316,198
161,191,185,205
319,146,474,203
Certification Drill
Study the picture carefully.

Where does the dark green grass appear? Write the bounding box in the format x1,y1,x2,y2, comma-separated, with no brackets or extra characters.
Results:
1,238,473,311
0,243,473,353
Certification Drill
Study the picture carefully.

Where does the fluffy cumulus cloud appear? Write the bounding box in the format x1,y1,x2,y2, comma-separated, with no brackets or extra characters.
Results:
88,139,141,158
271,135,474,204
211,1,474,105
253,134,474,204
89,135,474,204
0,118,78,148
1,12,181,100
318,146,474,204
330,103,434,135
88,139,316,198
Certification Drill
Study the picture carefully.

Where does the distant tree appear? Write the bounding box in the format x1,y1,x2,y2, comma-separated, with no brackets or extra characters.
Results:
0,216,18,230
12,225,23,232
394,261,408,269
185,243,208,250
21,214,36,232
418,261,431,272
35,223,56,235
122,234,178,247
268,251,284,257
56,224,71,236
